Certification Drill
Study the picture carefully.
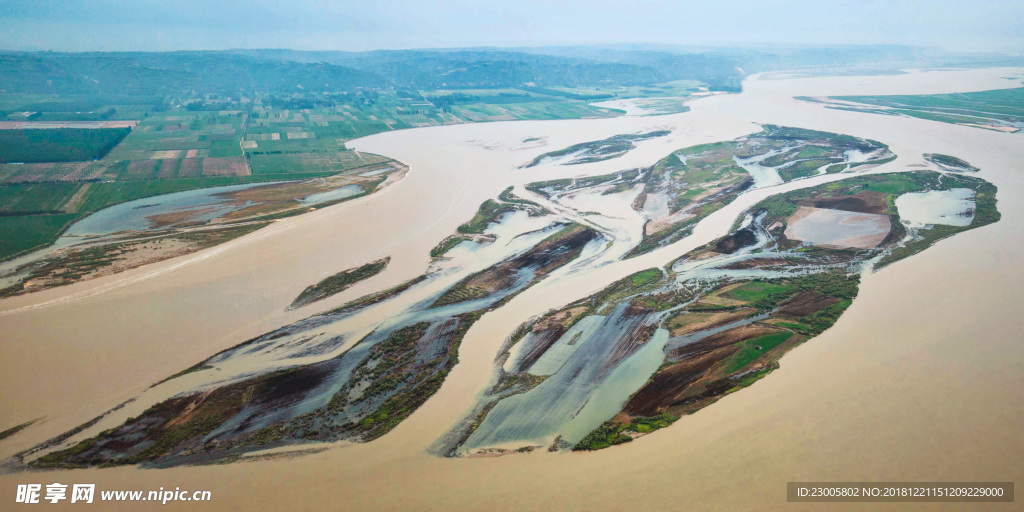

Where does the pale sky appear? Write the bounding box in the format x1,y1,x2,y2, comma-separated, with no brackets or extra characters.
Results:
0,0,1021,53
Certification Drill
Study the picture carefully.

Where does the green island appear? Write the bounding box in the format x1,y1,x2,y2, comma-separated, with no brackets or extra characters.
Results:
430,187,548,258
430,235,475,258
437,169,999,456
522,130,671,167
290,257,390,309
0,420,36,442
433,223,595,307
924,153,980,172
572,171,999,450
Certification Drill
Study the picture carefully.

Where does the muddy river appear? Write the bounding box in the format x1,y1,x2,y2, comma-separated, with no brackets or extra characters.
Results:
1,67,1022,511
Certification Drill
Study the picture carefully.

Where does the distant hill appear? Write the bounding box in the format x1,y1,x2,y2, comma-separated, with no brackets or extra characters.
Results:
0,49,742,96
1,45,1019,98
0,52,382,95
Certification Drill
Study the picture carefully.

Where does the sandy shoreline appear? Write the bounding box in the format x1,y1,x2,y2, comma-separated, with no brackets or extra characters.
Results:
1,67,1022,510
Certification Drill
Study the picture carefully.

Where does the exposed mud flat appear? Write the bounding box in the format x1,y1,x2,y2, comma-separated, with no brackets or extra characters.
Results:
784,206,891,249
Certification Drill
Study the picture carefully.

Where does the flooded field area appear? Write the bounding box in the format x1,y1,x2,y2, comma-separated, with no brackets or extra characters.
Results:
896,188,976,227
65,182,274,236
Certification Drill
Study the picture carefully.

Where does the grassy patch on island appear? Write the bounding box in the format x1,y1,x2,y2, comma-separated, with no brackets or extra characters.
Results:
290,258,390,309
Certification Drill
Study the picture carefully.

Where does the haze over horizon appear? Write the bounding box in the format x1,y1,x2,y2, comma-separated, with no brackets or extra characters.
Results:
0,0,1021,54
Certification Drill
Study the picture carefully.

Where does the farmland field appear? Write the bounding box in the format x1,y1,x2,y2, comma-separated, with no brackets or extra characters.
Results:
0,214,78,258
0,183,83,213
0,127,131,163
0,161,114,183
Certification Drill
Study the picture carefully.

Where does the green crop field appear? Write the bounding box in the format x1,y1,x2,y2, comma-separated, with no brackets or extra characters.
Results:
722,282,796,303
247,151,387,175
0,214,79,258
724,331,794,373
0,183,82,213
0,128,131,163
630,268,663,287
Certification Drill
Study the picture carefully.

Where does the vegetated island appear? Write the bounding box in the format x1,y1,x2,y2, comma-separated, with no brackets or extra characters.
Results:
526,125,895,258
924,153,979,172
431,186,549,258
436,170,998,456
522,130,671,167
290,257,390,309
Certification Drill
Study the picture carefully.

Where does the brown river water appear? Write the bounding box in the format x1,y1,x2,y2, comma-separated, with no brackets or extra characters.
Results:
1,68,1023,510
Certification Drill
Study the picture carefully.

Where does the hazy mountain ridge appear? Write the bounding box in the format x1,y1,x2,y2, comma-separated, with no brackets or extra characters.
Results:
1,44,1020,98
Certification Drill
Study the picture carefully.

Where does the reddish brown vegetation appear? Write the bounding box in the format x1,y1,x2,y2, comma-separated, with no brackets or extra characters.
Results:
803,190,887,214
